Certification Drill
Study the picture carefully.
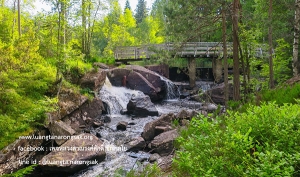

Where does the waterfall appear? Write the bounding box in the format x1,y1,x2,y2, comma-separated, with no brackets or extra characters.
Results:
99,77,144,115
159,76,180,100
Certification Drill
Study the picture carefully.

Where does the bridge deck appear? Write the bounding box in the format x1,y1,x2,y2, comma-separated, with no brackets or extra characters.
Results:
114,42,268,62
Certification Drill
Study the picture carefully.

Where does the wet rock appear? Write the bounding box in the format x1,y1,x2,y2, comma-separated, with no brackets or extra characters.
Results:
127,71,160,101
126,65,166,94
49,121,76,145
39,133,106,174
179,92,190,99
127,95,158,117
148,129,179,156
107,68,132,86
107,66,167,101
125,137,146,152
142,113,176,141
201,103,218,112
128,151,150,162
149,153,161,163
101,115,111,123
92,121,103,128
117,121,128,131
79,69,107,91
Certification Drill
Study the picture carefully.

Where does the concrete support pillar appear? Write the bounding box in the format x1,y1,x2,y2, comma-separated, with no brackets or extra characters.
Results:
212,57,223,83
188,58,196,88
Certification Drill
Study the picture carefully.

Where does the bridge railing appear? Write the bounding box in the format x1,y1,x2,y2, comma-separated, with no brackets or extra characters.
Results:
114,42,271,60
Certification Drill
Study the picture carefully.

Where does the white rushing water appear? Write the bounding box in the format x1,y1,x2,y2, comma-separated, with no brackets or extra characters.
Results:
99,77,144,115
159,75,180,100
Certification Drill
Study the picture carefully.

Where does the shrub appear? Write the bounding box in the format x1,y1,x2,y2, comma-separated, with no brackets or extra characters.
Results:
173,102,300,176
261,83,300,105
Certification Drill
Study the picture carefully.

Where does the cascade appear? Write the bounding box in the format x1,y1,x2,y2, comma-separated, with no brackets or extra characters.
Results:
159,75,180,100
99,77,144,115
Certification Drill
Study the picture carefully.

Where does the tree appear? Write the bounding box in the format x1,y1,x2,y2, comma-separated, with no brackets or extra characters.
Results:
124,0,131,11
135,0,147,24
17,0,21,37
268,0,274,88
232,0,240,101
293,0,300,76
222,2,229,106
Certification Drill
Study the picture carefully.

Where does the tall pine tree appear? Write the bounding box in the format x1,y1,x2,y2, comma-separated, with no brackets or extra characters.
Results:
124,0,131,11
135,0,147,24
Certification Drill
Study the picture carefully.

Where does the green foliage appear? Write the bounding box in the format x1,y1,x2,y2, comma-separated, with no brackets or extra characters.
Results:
261,83,300,105
173,103,300,176
261,39,292,84
135,0,148,24
2,164,37,177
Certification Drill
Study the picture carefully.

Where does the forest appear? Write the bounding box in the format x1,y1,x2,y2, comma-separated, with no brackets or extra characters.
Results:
1,0,300,176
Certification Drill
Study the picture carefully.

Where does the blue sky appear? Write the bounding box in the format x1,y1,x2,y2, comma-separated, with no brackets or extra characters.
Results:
33,0,155,14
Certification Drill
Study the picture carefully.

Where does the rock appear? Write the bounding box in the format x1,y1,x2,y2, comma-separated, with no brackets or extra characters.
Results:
49,88,88,122
176,109,190,119
92,121,103,128
93,62,110,69
101,115,111,123
49,121,76,145
142,113,176,141
79,69,107,91
149,153,161,163
126,65,166,94
62,98,105,132
39,133,106,174
124,137,146,152
117,121,128,131
145,64,169,78
155,126,173,135
126,71,160,101
107,68,132,86
107,66,167,101
179,92,190,99
127,95,158,117
0,130,49,176
201,103,218,113
149,129,179,156
205,82,233,104
157,154,173,171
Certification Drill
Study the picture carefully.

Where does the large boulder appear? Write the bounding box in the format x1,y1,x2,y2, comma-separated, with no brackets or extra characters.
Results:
142,113,176,141
124,137,146,152
127,94,158,117
126,65,166,93
46,88,88,123
79,69,107,92
127,71,160,101
145,64,169,78
107,66,167,101
39,133,106,174
205,83,233,105
148,129,179,156
62,98,105,132
49,121,76,145
0,130,49,176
